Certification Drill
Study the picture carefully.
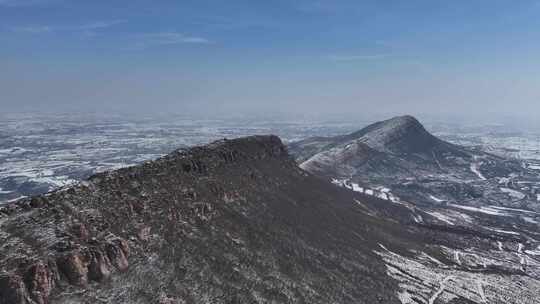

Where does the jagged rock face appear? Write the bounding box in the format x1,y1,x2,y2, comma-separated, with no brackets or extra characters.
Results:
0,135,421,304
25,262,56,304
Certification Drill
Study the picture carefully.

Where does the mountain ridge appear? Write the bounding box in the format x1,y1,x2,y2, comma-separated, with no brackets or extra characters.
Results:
0,135,417,304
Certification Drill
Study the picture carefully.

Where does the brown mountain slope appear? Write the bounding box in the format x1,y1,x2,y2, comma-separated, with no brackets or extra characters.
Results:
0,135,421,304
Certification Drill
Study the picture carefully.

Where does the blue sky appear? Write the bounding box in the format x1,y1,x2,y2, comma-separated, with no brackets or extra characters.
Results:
1,0,540,118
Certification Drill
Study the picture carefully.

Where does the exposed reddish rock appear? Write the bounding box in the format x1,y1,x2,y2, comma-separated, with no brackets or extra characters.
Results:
118,239,130,258
88,249,112,282
24,262,55,304
56,251,88,286
106,240,129,272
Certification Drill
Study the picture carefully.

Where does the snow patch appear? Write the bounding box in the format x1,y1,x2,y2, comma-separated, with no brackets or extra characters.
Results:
525,246,540,256
418,252,444,266
1,196,27,204
470,162,487,180
500,188,526,200
0,187,13,194
429,195,445,203
490,205,538,214
351,183,364,193
528,164,540,170
429,275,454,304
331,178,403,204
450,204,509,217
427,212,454,225
455,251,461,265
486,227,520,236
412,214,423,223
477,281,487,303
376,243,540,304
522,216,539,224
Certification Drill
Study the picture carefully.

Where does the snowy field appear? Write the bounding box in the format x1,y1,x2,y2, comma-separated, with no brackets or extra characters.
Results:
2,113,540,204
0,113,366,203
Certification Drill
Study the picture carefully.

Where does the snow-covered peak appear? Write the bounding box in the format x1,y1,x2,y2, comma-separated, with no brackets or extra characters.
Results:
356,115,438,154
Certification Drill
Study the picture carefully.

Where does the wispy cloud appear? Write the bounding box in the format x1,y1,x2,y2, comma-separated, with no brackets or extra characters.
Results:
328,54,391,62
0,0,60,7
128,32,211,50
11,25,52,33
296,0,363,14
74,20,126,31
10,19,126,35
375,40,395,48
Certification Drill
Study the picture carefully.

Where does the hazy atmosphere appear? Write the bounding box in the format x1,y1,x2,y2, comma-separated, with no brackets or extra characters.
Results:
2,0,540,120
4,2,540,304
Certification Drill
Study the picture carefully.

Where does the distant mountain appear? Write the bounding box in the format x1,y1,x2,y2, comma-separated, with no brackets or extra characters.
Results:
289,115,533,203
341,115,457,155
290,115,473,185
289,116,540,304
290,115,461,161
